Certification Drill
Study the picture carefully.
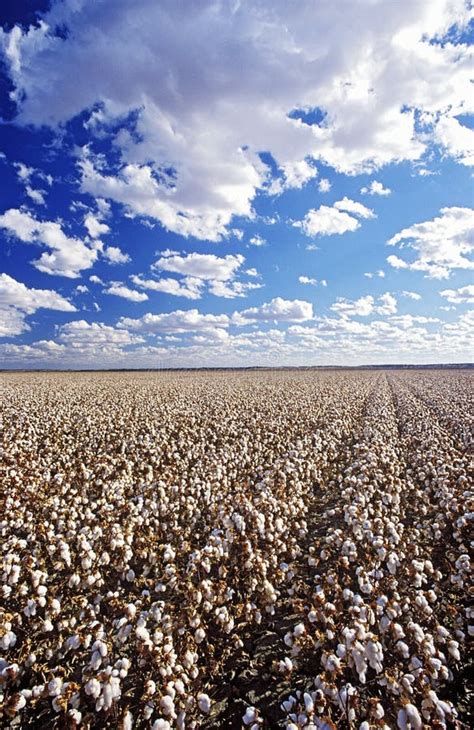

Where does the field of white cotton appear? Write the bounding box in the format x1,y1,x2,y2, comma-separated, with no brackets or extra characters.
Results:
0,370,472,729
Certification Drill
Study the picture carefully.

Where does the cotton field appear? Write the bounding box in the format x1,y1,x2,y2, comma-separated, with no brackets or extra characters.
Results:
0,370,472,729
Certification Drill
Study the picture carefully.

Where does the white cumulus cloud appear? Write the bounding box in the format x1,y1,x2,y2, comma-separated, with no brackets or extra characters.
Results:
295,198,374,237
235,297,313,324
439,284,474,303
104,284,148,302
0,208,98,278
360,180,391,196
1,1,471,239
119,309,230,334
331,292,397,318
131,275,203,300
387,206,474,279
153,252,245,281
0,273,76,337
103,246,131,264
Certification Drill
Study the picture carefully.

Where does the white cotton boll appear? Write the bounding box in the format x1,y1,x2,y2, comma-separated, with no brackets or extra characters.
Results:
52,697,63,713
405,703,422,729
447,641,460,661
397,708,408,730
1,630,17,649
152,721,171,730
195,627,206,643
396,641,410,659
48,678,63,697
68,709,82,724
12,694,27,711
374,703,384,719
126,603,137,619
66,634,81,650
243,707,257,725
392,623,405,639
136,626,151,643
146,680,156,696
93,640,108,657
85,678,101,698
278,657,293,673
160,695,176,718
281,696,296,712
293,623,305,637
359,723,370,730
122,710,133,729
198,693,211,714
303,692,314,713
90,650,102,670
437,625,449,639
323,654,341,672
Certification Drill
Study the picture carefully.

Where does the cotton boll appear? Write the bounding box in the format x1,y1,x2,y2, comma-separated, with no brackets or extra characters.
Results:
243,706,258,725
197,693,211,714
195,627,206,643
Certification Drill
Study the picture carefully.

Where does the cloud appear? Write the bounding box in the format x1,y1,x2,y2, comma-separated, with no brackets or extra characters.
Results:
439,284,474,304
0,208,98,277
84,212,110,238
2,1,471,239
89,275,103,285
104,283,148,302
131,274,203,300
139,251,258,299
269,159,318,195
364,269,385,278
389,314,440,327
59,319,143,347
13,162,34,182
207,280,263,299
434,115,474,167
376,292,398,315
248,234,266,247
334,197,375,219
295,198,374,237
360,180,391,196
401,290,422,300
299,276,321,286
0,273,76,337
103,245,131,264
387,206,474,279
2,307,472,368
318,178,331,193
331,292,397,318
331,295,375,318
153,252,245,281
235,297,313,324
25,186,46,205
119,309,230,334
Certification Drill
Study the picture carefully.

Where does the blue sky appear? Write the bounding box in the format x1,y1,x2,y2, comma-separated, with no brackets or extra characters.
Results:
0,0,472,368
